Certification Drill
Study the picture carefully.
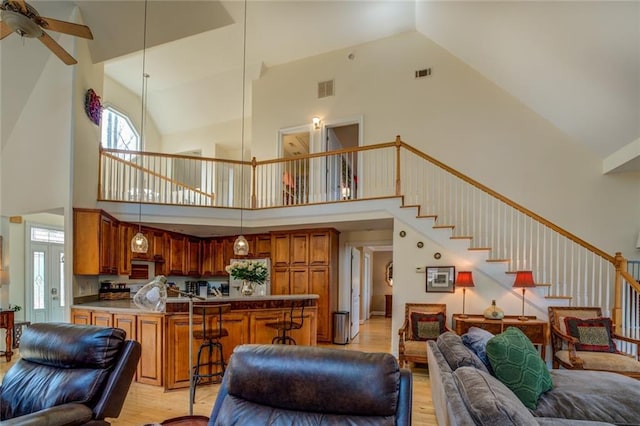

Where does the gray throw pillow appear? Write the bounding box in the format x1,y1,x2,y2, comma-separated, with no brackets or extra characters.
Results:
453,366,538,426
461,326,494,373
436,332,489,373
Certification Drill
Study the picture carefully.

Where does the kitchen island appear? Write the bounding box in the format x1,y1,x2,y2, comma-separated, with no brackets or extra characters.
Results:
71,294,318,390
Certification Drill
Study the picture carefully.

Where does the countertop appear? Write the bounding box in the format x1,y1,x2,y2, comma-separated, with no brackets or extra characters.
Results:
71,294,320,314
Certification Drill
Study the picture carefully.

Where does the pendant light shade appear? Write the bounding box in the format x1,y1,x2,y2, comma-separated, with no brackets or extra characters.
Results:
132,230,149,253
233,235,249,256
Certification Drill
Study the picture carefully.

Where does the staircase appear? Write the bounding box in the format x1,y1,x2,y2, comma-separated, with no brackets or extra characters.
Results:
98,136,640,343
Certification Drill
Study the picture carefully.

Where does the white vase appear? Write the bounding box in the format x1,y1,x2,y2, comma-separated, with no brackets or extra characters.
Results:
483,300,504,319
240,281,255,296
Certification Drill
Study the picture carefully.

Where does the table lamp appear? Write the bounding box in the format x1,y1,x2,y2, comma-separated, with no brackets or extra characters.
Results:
455,271,474,318
513,271,535,321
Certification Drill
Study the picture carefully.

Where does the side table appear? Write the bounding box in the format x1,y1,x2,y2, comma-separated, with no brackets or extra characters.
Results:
453,314,548,360
0,310,14,361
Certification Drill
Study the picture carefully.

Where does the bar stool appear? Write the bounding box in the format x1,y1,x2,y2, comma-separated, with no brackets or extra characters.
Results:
191,303,231,403
266,301,305,345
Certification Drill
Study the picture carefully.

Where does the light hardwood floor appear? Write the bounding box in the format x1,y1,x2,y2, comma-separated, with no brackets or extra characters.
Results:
0,316,437,425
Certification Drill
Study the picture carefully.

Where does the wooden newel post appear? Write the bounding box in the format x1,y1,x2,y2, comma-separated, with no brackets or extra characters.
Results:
251,157,257,209
613,251,625,334
395,135,402,196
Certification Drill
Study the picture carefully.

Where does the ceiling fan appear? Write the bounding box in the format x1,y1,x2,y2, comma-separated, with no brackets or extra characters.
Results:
0,0,93,65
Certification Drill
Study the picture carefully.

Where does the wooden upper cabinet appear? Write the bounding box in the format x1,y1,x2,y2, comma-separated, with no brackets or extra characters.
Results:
271,233,290,266
254,234,271,258
118,224,133,276
151,230,167,261
201,239,215,277
212,239,228,276
168,234,186,275
309,231,333,265
290,233,309,266
74,209,119,275
99,214,119,274
186,238,201,276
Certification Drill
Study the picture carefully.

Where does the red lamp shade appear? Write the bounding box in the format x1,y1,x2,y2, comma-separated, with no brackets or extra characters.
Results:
456,271,475,288
513,271,535,288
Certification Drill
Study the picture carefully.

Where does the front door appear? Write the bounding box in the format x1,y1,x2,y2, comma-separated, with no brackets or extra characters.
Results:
27,226,65,323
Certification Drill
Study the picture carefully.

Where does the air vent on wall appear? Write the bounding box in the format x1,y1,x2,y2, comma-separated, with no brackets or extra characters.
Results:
318,79,334,98
415,68,432,78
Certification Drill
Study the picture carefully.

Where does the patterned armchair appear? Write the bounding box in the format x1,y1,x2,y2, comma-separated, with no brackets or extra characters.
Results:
398,303,449,367
548,306,640,379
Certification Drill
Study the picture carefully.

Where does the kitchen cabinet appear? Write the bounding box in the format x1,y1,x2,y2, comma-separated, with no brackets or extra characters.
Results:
254,234,271,257
118,224,133,276
201,239,215,277
137,314,163,386
290,233,309,266
186,237,201,276
71,309,91,325
164,311,248,390
309,266,330,341
151,230,167,261
290,267,309,294
73,209,119,275
271,233,290,266
168,234,186,275
91,311,113,327
309,231,331,265
271,267,290,295
267,228,338,342
113,313,137,341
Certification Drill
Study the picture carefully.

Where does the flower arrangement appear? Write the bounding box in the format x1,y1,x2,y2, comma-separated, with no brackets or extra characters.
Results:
226,260,269,284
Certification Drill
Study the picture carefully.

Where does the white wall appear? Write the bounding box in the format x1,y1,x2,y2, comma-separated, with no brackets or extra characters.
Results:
390,217,548,357
252,31,640,258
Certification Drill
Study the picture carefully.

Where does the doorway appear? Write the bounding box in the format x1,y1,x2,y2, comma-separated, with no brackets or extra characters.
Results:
324,119,361,202
279,125,311,205
26,224,65,323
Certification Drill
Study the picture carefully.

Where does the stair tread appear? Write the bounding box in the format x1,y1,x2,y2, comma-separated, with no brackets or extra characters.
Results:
451,236,472,240
486,259,510,263
433,225,455,229
545,295,573,300
468,247,491,251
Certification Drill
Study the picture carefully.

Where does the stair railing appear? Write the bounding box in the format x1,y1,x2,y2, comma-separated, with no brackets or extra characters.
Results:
98,137,636,333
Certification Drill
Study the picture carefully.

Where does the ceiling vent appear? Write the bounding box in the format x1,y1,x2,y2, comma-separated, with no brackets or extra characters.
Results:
318,80,334,98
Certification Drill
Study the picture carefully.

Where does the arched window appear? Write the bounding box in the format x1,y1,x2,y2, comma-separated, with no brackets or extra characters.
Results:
101,106,140,152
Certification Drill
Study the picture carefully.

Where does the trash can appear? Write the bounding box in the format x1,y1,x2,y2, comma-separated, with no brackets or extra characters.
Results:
333,311,350,345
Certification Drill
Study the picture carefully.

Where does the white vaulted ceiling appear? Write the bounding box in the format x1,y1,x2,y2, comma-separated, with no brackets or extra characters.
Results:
2,1,639,172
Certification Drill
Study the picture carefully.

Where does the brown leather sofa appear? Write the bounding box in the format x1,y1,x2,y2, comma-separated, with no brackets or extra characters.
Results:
209,344,412,425
0,322,141,426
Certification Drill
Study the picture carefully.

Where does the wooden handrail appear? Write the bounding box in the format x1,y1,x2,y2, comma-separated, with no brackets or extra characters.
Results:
254,141,397,166
101,151,214,201
399,139,615,264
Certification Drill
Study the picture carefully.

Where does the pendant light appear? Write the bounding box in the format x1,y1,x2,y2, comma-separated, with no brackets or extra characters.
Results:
131,0,149,254
233,0,249,257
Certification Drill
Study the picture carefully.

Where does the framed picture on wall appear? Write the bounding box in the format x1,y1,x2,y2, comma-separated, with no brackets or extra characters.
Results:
426,266,455,293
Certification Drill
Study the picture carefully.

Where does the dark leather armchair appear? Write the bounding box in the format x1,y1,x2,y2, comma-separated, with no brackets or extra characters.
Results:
0,322,141,426
209,344,412,426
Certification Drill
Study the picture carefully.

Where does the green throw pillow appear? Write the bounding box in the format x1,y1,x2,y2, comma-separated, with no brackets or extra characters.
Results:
486,327,553,409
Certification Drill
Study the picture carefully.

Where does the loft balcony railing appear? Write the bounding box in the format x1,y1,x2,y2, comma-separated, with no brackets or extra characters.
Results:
98,138,639,343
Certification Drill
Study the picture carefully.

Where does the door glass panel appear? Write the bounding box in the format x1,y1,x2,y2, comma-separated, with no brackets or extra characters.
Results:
33,251,45,310
59,253,65,307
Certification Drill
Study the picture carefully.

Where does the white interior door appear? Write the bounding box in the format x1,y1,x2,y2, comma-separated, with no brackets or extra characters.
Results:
27,226,65,323
350,247,361,339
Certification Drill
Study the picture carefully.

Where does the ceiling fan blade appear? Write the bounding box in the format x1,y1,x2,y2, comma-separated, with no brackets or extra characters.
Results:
39,31,77,65
40,17,93,40
0,21,14,40
10,0,27,14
